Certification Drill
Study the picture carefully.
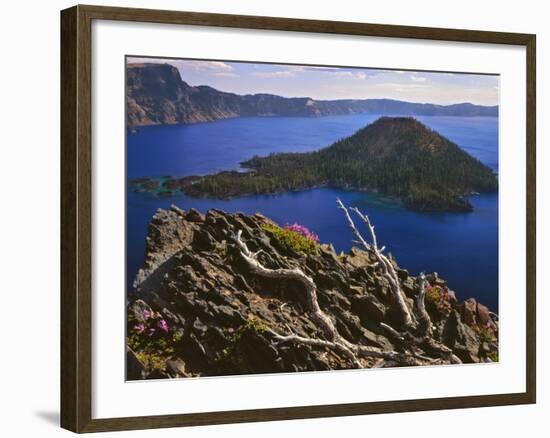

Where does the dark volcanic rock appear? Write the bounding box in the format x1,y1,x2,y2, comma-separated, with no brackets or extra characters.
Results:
476,302,498,332
127,207,499,378
126,348,146,380
351,293,387,323
460,298,478,326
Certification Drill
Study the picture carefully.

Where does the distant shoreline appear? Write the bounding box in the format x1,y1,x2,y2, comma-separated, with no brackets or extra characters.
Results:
128,112,499,134
127,63,499,129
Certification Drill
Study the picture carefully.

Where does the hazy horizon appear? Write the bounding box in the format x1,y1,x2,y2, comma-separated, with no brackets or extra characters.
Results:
127,56,499,107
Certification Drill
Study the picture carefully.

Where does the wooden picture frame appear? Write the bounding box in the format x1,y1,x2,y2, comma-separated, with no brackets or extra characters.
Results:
61,4,536,433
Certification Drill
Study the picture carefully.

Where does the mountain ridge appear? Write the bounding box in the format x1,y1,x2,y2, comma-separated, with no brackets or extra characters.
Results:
126,63,499,128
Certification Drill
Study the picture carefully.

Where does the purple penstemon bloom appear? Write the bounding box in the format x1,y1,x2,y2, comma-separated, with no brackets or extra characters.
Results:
157,319,170,333
142,309,152,320
284,223,320,243
133,323,145,334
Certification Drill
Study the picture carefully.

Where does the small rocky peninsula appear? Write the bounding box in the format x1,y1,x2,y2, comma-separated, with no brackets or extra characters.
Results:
127,203,499,379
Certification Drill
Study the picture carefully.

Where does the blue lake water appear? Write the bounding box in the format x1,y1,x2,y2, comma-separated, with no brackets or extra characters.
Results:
127,114,499,311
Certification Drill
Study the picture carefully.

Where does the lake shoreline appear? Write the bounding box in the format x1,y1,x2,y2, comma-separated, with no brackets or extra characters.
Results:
126,114,499,311
130,176,488,213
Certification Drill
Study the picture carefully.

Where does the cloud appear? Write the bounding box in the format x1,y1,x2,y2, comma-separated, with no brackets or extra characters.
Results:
215,72,240,78
327,70,368,80
374,82,430,91
251,65,370,81
253,70,296,78
251,65,328,77
409,75,428,83
297,65,343,72
172,60,234,72
332,71,354,77
127,57,234,73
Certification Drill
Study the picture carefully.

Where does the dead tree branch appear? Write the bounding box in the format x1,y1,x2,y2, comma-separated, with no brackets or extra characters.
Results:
337,199,414,328
234,217,463,368
234,230,431,367
335,201,462,365
415,273,432,337
235,230,361,365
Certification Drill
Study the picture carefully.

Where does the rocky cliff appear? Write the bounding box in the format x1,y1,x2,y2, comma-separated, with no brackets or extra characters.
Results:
127,205,499,379
126,63,499,129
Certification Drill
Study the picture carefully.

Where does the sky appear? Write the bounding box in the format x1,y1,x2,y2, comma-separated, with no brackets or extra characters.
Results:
127,57,499,106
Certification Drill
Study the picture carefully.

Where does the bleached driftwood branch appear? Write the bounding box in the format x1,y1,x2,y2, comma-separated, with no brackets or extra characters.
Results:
415,273,432,337
234,217,463,368
235,230,344,346
337,199,414,328
414,274,461,364
234,230,429,367
335,200,463,365
422,338,463,365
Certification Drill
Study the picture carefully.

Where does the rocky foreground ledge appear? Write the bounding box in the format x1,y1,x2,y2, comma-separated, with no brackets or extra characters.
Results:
127,205,498,379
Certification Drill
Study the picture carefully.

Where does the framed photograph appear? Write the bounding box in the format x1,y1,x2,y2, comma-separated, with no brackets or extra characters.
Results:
60,4,536,433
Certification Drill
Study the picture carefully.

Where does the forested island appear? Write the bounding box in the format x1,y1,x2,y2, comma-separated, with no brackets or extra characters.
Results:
131,117,498,212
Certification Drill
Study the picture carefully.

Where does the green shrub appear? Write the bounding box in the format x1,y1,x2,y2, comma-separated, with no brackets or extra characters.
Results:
426,285,441,305
261,223,318,254
475,325,497,343
127,308,181,375
218,316,269,371
486,350,499,362
135,350,168,373
425,284,453,315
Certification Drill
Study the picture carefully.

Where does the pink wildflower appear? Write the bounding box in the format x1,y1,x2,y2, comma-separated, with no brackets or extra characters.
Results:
284,223,320,243
157,319,170,333
142,309,152,320
133,323,145,334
